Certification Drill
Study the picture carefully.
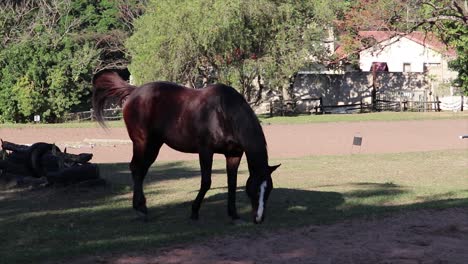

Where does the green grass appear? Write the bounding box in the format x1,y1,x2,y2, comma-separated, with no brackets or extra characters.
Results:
1,149,467,263
0,120,125,129
1,111,467,128
258,111,468,124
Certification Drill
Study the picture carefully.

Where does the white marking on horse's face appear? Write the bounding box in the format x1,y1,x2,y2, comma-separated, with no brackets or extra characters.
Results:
256,181,267,222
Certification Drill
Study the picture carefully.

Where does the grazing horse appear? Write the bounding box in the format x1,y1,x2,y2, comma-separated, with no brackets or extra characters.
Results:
92,70,279,223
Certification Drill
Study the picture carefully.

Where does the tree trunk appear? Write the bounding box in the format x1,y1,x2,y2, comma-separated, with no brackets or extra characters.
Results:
253,74,264,105
1,140,29,152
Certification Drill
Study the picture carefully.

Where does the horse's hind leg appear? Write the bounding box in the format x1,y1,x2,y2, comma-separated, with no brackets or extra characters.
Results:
191,150,213,220
130,140,162,221
226,155,242,220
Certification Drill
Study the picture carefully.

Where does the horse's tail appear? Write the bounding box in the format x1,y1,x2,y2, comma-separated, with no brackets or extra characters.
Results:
92,70,136,127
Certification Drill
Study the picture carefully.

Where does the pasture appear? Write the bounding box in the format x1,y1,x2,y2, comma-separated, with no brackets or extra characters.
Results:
1,111,468,128
1,114,467,263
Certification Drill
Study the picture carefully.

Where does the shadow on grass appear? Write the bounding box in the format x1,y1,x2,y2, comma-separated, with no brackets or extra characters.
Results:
1,167,467,264
316,182,399,189
345,188,406,198
0,161,243,219
0,185,345,264
98,161,247,185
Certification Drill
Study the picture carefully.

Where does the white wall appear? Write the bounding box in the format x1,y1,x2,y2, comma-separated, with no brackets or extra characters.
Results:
359,37,444,73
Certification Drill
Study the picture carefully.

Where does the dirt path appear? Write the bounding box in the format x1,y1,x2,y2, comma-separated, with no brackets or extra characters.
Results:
3,119,468,263
75,208,468,264
1,119,467,163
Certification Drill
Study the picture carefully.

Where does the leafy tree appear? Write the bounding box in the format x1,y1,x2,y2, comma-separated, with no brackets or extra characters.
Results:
0,0,144,122
127,0,345,102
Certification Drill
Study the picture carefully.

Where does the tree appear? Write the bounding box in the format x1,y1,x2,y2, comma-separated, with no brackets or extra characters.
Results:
0,0,144,122
336,0,468,94
127,0,345,102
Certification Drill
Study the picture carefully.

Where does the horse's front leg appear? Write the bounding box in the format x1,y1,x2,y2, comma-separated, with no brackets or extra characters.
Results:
191,150,213,220
129,141,162,221
130,165,147,220
226,155,242,220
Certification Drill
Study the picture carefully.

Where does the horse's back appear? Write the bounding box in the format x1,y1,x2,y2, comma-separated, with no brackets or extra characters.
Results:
122,82,192,142
123,81,263,155
129,81,190,100
124,81,195,118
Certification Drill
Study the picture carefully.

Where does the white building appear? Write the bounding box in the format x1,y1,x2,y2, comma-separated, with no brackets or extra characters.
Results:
332,31,459,97
357,31,457,80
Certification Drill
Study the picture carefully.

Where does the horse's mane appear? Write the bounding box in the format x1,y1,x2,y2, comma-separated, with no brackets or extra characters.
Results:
92,70,136,127
216,85,269,171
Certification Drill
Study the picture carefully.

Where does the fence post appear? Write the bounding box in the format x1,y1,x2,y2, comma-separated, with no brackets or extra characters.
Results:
90,109,94,121
461,95,464,112
319,97,323,114
269,101,273,117
435,96,440,112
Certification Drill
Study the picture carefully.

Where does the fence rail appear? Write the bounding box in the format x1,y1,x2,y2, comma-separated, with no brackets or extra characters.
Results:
319,101,371,114
402,100,441,112
376,99,402,112
64,108,123,122
65,95,464,121
376,99,442,112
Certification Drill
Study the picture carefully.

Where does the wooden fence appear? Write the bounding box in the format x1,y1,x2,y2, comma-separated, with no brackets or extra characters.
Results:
64,108,123,122
318,100,372,114
267,96,451,116
66,95,462,121
268,97,371,116
376,99,442,112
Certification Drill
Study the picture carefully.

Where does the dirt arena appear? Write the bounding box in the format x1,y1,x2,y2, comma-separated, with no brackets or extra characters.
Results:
2,119,468,264
1,119,467,163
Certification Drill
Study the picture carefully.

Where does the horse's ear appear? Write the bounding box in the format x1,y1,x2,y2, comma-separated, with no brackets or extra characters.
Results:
269,164,281,173
64,147,67,154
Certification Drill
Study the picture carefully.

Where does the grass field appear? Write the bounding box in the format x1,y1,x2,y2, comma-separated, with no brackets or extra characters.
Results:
259,111,468,124
1,149,467,264
1,111,468,128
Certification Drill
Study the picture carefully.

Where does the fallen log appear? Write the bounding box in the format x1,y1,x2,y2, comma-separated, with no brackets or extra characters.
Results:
46,163,100,186
61,152,93,165
1,140,101,187
28,142,58,178
1,140,30,152
1,140,92,165
2,148,28,163
0,159,30,176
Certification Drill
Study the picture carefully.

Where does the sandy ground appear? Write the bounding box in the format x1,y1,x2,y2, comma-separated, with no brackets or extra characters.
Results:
2,119,468,264
1,119,467,163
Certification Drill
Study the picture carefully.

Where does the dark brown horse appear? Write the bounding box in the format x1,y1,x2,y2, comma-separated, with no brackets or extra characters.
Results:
92,70,279,223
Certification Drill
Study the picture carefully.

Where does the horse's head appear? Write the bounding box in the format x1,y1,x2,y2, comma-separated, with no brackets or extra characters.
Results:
246,164,280,224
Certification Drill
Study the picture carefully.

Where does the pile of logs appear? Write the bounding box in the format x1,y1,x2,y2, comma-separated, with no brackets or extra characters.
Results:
0,140,103,187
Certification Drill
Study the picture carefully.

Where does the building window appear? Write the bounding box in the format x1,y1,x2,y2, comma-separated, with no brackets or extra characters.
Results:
371,62,389,72
403,63,411,73
423,63,441,73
